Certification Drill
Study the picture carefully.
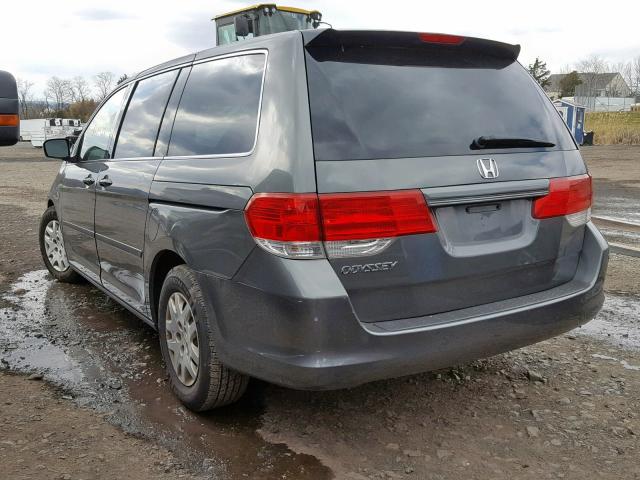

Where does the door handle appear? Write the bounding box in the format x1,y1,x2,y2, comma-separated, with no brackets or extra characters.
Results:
82,175,95,186
98,176,112,187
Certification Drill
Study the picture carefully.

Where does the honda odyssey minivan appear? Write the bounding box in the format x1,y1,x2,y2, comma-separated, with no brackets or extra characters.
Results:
40,29,608,411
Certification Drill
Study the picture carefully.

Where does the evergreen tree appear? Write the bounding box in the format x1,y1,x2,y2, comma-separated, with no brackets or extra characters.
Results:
528,57,551,88
559,71,583,97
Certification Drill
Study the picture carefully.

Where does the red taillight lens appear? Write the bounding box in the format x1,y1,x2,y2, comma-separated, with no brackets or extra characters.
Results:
418,32,465,45
244,190,437,258
532,174,592,219
244,193,321,241
319,190,437,241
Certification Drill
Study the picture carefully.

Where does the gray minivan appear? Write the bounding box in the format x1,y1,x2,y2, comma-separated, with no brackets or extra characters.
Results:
40,29,608,411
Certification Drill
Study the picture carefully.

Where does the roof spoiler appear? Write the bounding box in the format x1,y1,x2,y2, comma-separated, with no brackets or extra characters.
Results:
302,29,520,61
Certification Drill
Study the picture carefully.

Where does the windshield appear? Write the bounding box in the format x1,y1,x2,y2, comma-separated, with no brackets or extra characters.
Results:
217,9,312,46
305,46,576,161
259,10,311,35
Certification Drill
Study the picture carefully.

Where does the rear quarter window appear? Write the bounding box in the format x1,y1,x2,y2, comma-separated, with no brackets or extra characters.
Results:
305,46,575,160
167,53,266,157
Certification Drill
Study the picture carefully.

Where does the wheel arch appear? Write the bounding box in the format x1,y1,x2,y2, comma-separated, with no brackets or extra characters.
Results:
149,249,186,325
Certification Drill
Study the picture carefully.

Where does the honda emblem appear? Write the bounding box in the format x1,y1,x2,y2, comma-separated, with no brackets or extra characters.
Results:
477,158,499,179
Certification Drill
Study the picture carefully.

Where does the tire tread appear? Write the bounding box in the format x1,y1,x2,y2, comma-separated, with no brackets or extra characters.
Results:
160,265,248,411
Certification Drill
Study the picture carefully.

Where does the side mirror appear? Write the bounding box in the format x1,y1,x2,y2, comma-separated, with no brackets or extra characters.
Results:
310,11,322,28
234,15,252,38
43,138,71,160
0,71,19,147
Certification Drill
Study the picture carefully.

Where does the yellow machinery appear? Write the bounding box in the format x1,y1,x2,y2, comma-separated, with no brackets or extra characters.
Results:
214,4,322,45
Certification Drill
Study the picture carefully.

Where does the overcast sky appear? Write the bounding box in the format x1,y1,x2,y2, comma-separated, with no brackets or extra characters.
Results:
5,0,639,96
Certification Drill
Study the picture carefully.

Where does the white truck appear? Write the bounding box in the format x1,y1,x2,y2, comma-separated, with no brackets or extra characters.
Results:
20,118,82,147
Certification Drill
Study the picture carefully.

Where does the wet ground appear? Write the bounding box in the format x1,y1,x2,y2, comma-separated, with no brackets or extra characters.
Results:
1,270,330,479
1,143,639,479
584,145,640,249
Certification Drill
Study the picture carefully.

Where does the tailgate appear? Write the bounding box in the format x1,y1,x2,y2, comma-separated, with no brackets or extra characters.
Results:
304,30,587,323
316,153,587,322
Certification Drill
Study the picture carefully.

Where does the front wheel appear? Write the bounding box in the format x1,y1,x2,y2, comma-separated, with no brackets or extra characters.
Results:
158,265,249,411
39,206,83,283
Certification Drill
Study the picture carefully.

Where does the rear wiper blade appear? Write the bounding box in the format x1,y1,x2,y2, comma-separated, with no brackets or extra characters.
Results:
470,136,555,150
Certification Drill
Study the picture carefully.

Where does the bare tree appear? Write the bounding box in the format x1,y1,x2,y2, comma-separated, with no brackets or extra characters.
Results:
94,71,115,101
559,64,574,74
45,76,74,116
612,61,633,95
43,89,53,117
16,78,35,119
71,76,91,102
575,54,609,109
632,56,640,97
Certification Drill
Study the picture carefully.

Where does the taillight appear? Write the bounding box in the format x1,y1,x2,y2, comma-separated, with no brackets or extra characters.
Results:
319,190,435,240
0,114,19,127
319,190,435,257
244,190,437,259
418,32,465,45
244,194,324,258
532,174,592,226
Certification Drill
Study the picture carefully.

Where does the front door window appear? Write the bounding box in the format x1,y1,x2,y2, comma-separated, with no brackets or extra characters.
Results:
79,88,126,161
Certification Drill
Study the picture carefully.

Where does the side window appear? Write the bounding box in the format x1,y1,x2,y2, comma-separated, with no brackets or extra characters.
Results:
154,68,190,158
217,23,236,45
80,88,126,161
113,70,178,159
167,54,265,157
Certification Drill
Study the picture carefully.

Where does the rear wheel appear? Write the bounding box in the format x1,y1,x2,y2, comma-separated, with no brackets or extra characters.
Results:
39,206,83,283
158,265,248,411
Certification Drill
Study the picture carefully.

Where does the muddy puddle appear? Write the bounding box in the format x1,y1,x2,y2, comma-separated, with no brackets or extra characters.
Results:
575,293,640,359
2,270,639,479
0,270,331,479
592,195,640,225
597,226,640,246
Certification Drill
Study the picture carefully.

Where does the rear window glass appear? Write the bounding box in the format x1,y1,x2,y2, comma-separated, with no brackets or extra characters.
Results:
168,54,265,157
305,46,575,160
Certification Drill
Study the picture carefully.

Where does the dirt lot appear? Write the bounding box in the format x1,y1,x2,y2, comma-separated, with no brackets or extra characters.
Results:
1,143,639,480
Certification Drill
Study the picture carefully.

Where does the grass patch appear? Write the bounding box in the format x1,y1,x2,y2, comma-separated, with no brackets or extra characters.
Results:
585,112,640,145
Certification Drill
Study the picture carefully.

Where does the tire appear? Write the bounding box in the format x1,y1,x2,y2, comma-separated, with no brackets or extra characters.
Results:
158,265,249,411
39,206,83,283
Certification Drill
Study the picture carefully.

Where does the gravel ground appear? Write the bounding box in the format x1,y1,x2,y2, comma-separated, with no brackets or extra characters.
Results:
0,373,191,480
0,143,639,480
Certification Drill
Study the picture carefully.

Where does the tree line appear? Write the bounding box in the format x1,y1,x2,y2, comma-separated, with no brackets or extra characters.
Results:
528,54,640,98
17,72,128,122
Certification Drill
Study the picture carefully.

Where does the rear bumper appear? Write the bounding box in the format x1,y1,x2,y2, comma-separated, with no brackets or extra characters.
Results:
198,223,608,390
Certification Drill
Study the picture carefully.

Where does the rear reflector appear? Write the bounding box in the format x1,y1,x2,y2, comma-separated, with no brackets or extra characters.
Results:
418,32,465,45
244,190,437,258
532,174,592,225
0,114,19,127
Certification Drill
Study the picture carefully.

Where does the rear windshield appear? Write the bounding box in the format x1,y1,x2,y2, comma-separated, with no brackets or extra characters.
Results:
305,46,575,161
